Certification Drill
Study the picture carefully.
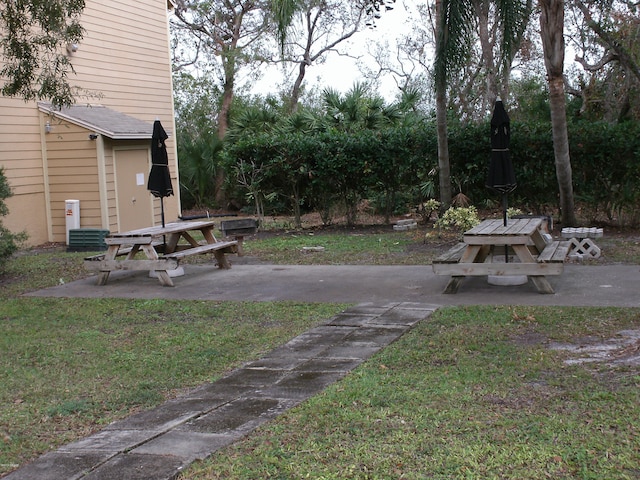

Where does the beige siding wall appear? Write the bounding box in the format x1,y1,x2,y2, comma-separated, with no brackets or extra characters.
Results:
43,120,101,240
72,1,176,119
0,0,179,245
1,98,48,244
102,139,118,233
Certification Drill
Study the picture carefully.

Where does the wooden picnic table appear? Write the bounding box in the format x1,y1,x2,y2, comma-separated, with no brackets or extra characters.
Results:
432,217,569,294
84,220,237,286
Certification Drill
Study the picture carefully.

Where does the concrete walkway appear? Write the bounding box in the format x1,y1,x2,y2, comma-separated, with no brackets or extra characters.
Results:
5,302,436,480
7,262,640,479
27,262,640,307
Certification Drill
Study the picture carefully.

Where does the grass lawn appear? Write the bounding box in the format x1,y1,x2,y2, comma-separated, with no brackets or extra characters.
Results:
181,305,640,479
0,296,348,476
0,224,639,478
0,250,348,476
240,229,437,265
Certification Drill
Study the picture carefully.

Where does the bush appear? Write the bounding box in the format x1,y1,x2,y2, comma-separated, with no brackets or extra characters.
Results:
436,206,481,232
220,117,640,226
0,168,27,269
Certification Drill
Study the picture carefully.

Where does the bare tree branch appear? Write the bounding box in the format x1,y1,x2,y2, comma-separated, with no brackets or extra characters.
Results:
573,0,640,82
574,49,619,71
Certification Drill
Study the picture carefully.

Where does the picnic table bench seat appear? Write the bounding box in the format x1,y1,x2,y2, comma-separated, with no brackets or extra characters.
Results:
536,240,571,264
86,240,238,266
161,240,237,259
84,238,165,262
434,240,570,267
433,243,467,264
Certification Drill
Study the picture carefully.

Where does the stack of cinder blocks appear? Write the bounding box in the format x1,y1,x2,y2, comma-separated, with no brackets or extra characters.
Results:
561,227,603,260
393,219,418,231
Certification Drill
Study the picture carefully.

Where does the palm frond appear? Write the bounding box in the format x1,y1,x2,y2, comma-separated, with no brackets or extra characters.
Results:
497,0,533,68
434,0,475,87
271,0,303,52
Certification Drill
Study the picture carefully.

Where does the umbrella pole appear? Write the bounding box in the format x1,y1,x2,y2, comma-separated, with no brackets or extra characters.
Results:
502,193,508,227
503,193,509,262
160,198,166,250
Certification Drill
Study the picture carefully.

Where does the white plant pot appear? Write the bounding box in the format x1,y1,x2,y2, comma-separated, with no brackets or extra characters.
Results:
487,275,528,286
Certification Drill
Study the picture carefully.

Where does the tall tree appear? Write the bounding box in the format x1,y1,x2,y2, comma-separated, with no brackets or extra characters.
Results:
539,0,576,226
173,0,269,139
172,0,270,205
280,0,366,113
433,0,531,206
0,0,85,107
570,0,640,122
433,0,460,206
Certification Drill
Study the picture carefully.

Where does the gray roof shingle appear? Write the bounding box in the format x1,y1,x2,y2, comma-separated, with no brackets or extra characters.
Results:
38,103,164,140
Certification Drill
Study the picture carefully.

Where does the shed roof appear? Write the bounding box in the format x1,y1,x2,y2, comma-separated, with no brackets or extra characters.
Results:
38,103,160,140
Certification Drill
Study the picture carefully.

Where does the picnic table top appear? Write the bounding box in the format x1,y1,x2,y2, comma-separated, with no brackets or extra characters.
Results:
464,218,544,237
108,220,216,239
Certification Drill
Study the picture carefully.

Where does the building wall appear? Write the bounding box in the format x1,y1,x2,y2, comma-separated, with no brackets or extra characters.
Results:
0,0,179,245
1,98,50,244
69,1,177,121
43,119,101,241
102,139,117,233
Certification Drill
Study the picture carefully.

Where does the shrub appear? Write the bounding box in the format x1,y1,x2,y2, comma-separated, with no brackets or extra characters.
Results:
436,206,481,232
220,116,640,226
0,168,27,269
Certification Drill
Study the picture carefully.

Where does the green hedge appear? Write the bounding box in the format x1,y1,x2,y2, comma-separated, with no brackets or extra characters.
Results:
222,120,640,225
447,120,640,222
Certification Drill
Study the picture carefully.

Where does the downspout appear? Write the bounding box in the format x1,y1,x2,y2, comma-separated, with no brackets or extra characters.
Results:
164,4,182,217
38,113,54,242
95,134,109,229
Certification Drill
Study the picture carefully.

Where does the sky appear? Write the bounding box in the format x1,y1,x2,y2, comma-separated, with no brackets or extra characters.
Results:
250,0,417,103
247,3,582,106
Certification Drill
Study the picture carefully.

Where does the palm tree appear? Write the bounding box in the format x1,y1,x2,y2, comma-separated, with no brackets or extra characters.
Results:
539,0,576,226
433,0,531,207
173,0,270,207
321,83,400,132
274,0,531,208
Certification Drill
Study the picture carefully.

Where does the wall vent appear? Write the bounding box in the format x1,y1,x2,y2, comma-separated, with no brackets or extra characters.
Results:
67,229,110,252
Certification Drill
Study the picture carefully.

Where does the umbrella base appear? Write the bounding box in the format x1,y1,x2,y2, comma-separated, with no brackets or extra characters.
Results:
487,275,528,286
149,266,185,279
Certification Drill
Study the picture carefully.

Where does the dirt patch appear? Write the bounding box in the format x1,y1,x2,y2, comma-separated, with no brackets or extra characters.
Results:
511,325,640,372
511,331,549,347
548,330,640,367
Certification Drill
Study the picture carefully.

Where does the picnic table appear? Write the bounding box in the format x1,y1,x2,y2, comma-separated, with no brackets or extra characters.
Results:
84,220,237,286
432,217,570,294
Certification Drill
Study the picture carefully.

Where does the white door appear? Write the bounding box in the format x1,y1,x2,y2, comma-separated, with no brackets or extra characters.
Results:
114,148,154,232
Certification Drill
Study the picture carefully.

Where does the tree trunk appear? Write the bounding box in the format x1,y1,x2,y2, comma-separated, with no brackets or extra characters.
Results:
289,58,308,114
435,83,452,208
434,0,451,208
548,76,576,226
473,0,498,108
218,67,234,141
214,8,243,208
214,66,234,207
539,0,576,226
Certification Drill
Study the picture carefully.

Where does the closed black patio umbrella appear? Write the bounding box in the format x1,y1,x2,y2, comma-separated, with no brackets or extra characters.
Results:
486,98,516,227
147,120,173,228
